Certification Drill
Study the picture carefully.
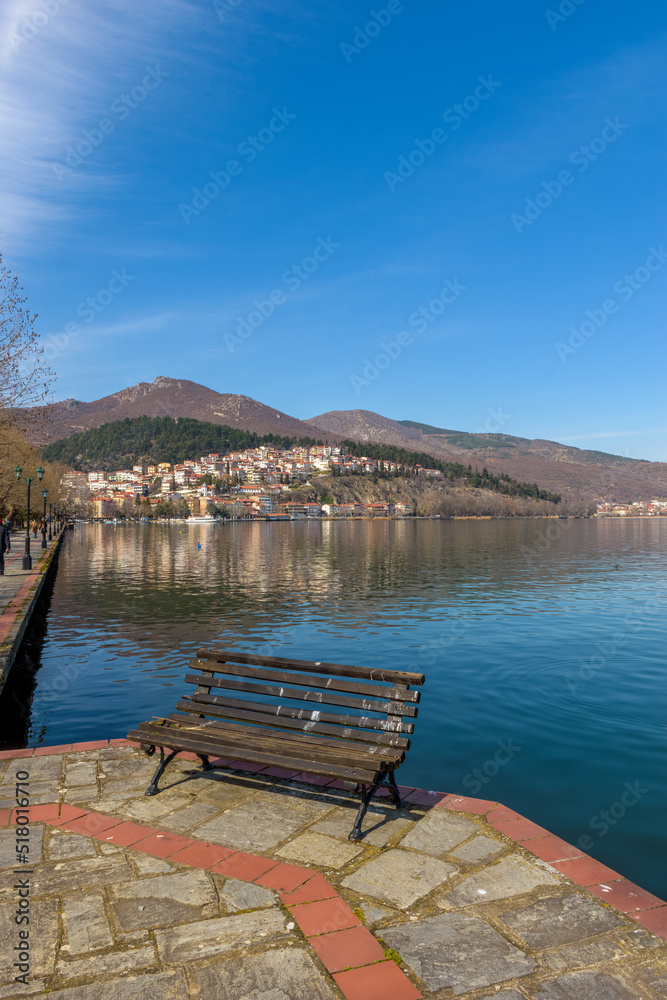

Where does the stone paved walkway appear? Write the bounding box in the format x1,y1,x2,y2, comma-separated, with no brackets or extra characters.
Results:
0,531,63,697
1,741,666,999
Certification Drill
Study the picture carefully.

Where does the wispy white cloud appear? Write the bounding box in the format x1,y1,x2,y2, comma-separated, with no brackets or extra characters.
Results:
0,0,215,258
560,429,667,441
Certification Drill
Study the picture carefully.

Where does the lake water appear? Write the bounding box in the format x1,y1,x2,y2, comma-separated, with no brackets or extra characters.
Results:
1,518,665,897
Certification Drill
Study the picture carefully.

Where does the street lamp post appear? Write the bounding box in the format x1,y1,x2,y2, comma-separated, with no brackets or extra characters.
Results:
41,489,48,548
56,505,60,532
14,466,44,570
48,503,53,541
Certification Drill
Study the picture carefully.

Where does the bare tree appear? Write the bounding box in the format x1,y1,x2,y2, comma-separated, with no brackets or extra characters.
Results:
0,254,53,413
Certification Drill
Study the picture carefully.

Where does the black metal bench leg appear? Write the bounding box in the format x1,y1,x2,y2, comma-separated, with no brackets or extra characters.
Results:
349,779,379,841
145,747,179,796
197,754,213,771
387,770,404,809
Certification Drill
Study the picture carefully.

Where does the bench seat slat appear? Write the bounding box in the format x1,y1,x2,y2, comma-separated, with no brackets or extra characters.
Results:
184,672,418,718
172,703,410,749
179,692,415,735
166,713,404,765
189,659,420,703
197,648,425,686
168,712,408,755
156,719,402,769
129,725,381,784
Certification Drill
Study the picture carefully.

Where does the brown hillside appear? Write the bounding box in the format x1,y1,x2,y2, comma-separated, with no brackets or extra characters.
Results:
28,377,330,445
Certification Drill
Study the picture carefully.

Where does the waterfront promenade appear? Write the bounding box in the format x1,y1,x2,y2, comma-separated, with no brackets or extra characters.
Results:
0,529,64,699
1,741,666,999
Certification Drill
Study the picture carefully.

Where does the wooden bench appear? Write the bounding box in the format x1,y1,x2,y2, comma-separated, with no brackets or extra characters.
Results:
127,647,425,840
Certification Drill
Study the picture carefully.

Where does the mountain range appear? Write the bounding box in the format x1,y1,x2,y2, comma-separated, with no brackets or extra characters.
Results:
26,377,667,503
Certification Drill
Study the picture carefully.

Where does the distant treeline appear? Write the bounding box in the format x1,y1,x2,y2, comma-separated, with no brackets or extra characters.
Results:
340,439,562,504
42,416,322,471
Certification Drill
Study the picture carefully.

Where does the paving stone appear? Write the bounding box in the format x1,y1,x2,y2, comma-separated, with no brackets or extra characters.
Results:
130,854,174,876
382,912,535,994
450,834,505,864
0,981,46,998
219,877,276,912
443,856,560,907
61,784,99,803
0,790,56,808
47,830,96,860
185,777,253,809
0,856,132,898
112,869,218,930
55,946,156,982
12,757,62,782
194,792,327,851
63,893,113,953
91,798,127,815
544,939,620,971
155,800,221,833
479,993,527,1000
101,778,153,800
358,901,393,925
15,970,187,999
342,849,456,908
535,971,645,999
501,894,624,949
191,946,337,999
309,804,417,847
0,899,59,978
64,762,97,787
277,831,362,868
400,808,478,856
0,825,43,867
99,759,150,779
154,908,290,963
98,840,127,855
120,797,187,824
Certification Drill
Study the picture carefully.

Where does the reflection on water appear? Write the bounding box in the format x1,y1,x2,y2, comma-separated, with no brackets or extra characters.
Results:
1,518,665,897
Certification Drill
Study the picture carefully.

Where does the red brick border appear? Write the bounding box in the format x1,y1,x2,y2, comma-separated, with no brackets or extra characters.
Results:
2,799,423,999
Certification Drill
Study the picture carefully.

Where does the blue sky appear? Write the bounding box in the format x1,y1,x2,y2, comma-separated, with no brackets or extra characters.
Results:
2,0,666,459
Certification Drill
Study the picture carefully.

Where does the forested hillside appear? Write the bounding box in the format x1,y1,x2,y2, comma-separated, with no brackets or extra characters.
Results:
42,416,321,471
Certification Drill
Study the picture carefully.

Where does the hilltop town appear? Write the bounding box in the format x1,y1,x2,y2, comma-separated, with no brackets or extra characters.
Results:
63,444,416,520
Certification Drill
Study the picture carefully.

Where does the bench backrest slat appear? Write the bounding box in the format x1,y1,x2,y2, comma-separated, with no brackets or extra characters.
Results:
196,648,425,686
191,659,420,703
185,672,418,719
176,694,415,740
